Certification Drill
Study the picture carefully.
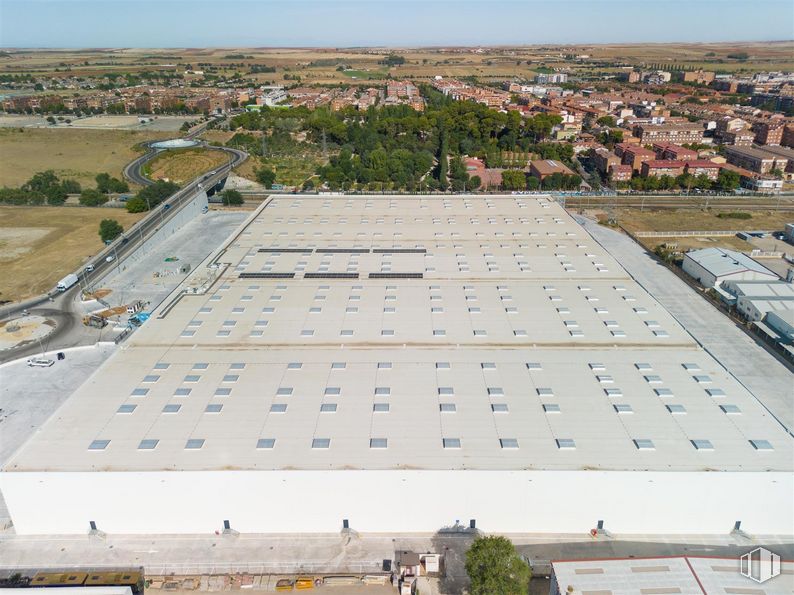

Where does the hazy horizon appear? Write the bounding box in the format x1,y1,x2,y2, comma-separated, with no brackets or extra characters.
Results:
1,0,792,49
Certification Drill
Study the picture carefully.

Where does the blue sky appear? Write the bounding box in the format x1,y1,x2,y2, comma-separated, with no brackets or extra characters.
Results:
0,0,791,48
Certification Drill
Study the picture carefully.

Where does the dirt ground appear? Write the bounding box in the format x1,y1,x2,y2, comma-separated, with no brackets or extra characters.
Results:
0,206,144,302
145,148,230,185
0,127,172,188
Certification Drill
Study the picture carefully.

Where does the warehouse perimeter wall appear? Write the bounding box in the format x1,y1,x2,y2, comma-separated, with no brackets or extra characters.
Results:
1,470,791,536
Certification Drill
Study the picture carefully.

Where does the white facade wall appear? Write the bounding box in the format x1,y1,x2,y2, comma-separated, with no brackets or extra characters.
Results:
2,470,791,536
683,256,776,288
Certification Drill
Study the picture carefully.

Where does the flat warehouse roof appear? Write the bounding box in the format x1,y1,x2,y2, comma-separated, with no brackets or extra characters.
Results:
5,196,792,473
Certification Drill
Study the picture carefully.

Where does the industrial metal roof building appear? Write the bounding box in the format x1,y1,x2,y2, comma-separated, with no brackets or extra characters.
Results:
2,196,791,536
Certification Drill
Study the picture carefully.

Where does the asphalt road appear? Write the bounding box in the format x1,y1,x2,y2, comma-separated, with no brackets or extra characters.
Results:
0,141,247,360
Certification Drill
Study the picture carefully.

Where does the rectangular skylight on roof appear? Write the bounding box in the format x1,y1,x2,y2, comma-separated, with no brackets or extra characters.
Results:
691,439,714,451
487,387,504,396
312,438,330,449
373,403,390,412
185,439,205,450
635,363,652,371
589,363,606,371
556,438,576,450
436,362,450,369
331,362,346,369
142,375,160,383
88,439,110,450
320,403,338,412
205,404,223,413
491,403,508,412
439,403,456,412
277,387,294,396
287,362,302,369
270,404,287,413
442,438,461,449
184,375,201,383
438,387,454,396
654,388,673,397
378,362,393,369
537,387,554,397
162,404,181,413
131,388,149,397
256,438,276,449
604,388,623,397
614,404,633,414
543,404,561,413
325,387,341,396
720,405,741,414
693,375,712,384
174,388,192,397
682,363,701,371
499,438,519,449
215,388,232,397
526,362,542,371
117,404,137,414
138,439,159,450
634,439,655,450
644,375,662,384
749,439,773,451
707,388,726,397
369,438,388,449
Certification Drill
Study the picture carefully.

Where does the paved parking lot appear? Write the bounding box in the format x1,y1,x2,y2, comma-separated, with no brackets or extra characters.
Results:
576,215,794,434
93,210,249,315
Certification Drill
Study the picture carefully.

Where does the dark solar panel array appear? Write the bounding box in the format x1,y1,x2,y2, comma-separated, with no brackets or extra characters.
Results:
303,273,360,279
238,272,296,279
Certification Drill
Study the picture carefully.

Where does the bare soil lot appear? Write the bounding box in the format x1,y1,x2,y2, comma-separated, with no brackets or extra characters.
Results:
0,206,144,302
0,127,171,188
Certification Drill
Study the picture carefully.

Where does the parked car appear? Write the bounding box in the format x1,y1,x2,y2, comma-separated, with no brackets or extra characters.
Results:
106,255,114,262
27,358,54,367
84,264,94,272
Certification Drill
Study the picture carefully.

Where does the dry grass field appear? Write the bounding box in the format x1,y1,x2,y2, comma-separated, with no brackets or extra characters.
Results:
615,208,792,233
0,127,171,188
0,206,144,301
143,148,230,185
5,43,793,88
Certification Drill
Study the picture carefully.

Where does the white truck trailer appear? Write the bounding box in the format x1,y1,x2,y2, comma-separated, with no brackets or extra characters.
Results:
56,273,79,292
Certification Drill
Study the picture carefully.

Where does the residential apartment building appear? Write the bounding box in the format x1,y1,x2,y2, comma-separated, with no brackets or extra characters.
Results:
617,144,657,172
640,160,686,178
652,143,697,161
752,120,785,146
724,145,789,176
633,122,704,145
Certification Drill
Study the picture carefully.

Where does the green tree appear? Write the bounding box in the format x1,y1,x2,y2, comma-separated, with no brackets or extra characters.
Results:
465,536,530,595
501,169,527,190
79,188,109,206
221,189,244,205
99,219,123,243
716,169,740,191
125,196,148,213
96,172,130,194
596,116,617,127
256,167,276,188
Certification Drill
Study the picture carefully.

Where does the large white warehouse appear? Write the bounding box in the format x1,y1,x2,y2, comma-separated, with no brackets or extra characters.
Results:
2,196,792,536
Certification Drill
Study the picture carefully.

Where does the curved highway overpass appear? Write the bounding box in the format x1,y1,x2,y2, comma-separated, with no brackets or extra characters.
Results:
0,139,247,361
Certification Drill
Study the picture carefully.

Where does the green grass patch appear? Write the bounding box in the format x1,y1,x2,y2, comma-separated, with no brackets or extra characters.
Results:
716,211,752,220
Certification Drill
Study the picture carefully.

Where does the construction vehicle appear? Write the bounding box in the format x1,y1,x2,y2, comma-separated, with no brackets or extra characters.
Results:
82,314,108,329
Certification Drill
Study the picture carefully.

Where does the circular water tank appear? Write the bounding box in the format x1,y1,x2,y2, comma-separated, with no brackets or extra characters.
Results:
150,138,199,149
